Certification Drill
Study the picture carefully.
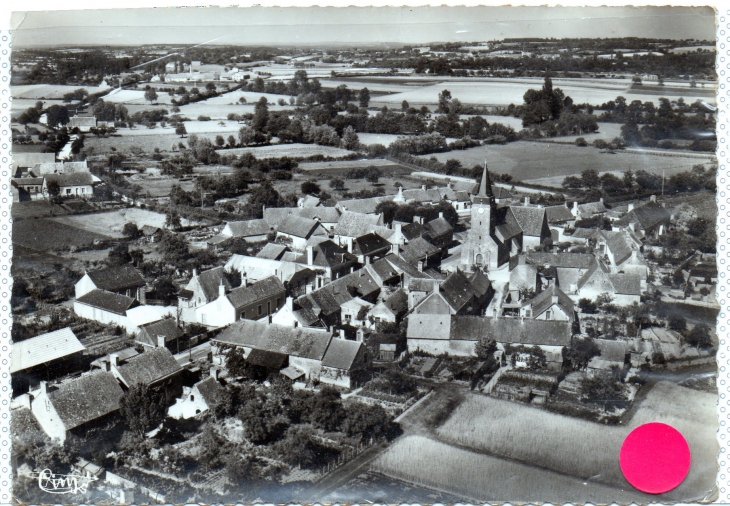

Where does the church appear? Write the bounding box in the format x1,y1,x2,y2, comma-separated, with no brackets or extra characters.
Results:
461,165,550,272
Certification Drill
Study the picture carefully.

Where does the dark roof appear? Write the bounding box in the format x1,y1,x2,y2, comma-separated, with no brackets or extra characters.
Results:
353,232,391,256
298,207,341,223
401,222,426,241
44,172,95,187
608,273,642,295
13,177,44,185
524,285,575,321
47,372,124,430
256,243,288,260
194,376,224,407
367,257,401,283
510,206,547,237
11,328,85,374
494,207,523,241
277,214,321,238
195,266,232,302
116,347,182,387
468,269,492,299
545,205,575,224
440,271,476,312
333,211,382,238
524,252,596,269
604,231,633,266
227,275,286,309
297,240,356,269
297,288,342,317
178,288,194,300
76,289,139,315
225,219,271,237
293,307,322,326
399,237,440,263
383,288,408,314
140,225,160,236
214,320,333,360
384,254,434,280
577,201,608,216
423,216,453,238
135,318,183,347
690,263,718,278
86,265,146,292
616,201,671,231
329,269,381,300
246,348,289,369
408,277,438,292
322,338,362,370
449,316,572,346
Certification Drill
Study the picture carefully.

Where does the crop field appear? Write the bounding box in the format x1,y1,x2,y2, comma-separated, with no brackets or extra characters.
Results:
215,143,356,159
12,218,109,251
11,84,109,100
434,381,717,502
369,80,716,107
176,101,293,119
419,141,714,184
47,208,194,238
101,89,175,104
371,435,654,503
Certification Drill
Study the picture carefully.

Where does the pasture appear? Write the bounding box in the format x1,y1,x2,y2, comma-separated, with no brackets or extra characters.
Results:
176,101,293,119
215,143,356,159
419,141,715,185
11,98,69,115
100,89,176,105
12,218,109,251
371,435,655,503
11,84,109,100
298,158,402,171
434,381,717,502
47,208,193,238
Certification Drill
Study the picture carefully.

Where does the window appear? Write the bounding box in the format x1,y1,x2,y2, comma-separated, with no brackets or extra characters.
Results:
546,310,552,319
66,189,71,195
276,297,281,308
267,301,271,314
190,394,194,401
258,305,262,316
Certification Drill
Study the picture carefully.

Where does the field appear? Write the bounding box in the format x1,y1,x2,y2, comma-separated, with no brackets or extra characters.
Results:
371,435,655,503
176,101,293,120
100,89,176,105
434,381,717,502
215,143,356,159
196,89,293,105
298,158,402,171
110,120,243,137
47,208,193,238
11,84,109,100
322,79,427,93
12,218,109,251
12,98,70,115
419,141,715,185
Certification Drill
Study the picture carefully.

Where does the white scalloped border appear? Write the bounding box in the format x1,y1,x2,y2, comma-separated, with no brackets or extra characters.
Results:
0,8,727,503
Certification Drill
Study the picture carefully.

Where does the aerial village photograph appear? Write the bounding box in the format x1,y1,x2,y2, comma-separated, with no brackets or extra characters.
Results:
7,5,720,504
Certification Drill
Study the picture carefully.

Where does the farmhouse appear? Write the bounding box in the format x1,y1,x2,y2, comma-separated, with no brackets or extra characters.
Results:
42,172,98,199
271,297,324,329
224,254,317,296
208,219,271,247
264,206,341,231
108,347,183,404
169,368,224,419
320,337,369,388
614,197,671,239
76,265,147,301
510,206,552,251
333,211,384,249
294,241,357,284
135,318,183,350
352,232,392,264
30,372,124,443
422,215,454,250
32,160,89,176
68,115,97,132
11,177,44,201
519,284,576,322
275,214,327,251
178,267,232,321
368,288,408,324
572,199,608,220
195,275,286,327
73,289,140,329
336,196,393,215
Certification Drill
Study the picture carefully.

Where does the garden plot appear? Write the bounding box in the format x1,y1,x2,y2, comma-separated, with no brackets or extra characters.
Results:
216,143,356,159
434,381,717,502
11,84,109,100
371,435,655,503
101,88,175,105
47,208,195,238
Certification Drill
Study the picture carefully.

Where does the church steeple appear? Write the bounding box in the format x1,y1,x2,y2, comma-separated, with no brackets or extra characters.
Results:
474,160,494,204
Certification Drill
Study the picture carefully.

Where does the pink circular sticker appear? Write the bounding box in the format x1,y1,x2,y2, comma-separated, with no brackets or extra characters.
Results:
619,422,691,494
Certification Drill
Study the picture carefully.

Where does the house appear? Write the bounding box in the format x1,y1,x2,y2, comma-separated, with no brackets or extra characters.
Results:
135,318,183,350
406,277,439,310
11,177,44,201
545,204,576,242
352,232,392,265
30,372,124,443
569,261,642,306
398,236,441,268
195,275,287,327
11,328,86,394
42,172,98,199
33,160,90,176
510,205,552,250
76,265,147,301
73,289,140,330
109,347,183,404
224,254,317,296
320,337,369,388
246,349,290,379
68,115,97,132
422,215,454,250
437,183,472,215
256,243,289,260
169,367,224,419
614,196,671,239
336,196,393,215
140,225,162,242
413,270,493,316
406,315,571,370
276,214,326,251
401,186,443,205
368,288,408,325
263,206,341,232
341,297,375,327
333,211,384,250
178,267,233,320
295,241,357,285
298,195,321,208
208,219,271,248
519,285,576,322
572,199,608,221
271,297,324,328
505,261,540,309
12,151,55,176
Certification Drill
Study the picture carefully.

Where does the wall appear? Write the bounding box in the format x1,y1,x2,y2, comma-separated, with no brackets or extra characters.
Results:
31,391,67,442
73,301,133,332
289,355,322,381
236,290,286,321
407,338,475,357
196,296,236,328
319,366,351,388
75,274,97,298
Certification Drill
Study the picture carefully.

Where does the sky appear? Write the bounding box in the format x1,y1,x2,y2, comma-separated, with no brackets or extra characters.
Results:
10,6,717,48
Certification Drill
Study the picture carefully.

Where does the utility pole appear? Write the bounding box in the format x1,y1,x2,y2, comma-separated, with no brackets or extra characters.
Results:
662,169,665,197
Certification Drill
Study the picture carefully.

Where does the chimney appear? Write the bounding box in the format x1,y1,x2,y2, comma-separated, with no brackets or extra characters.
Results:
447,181,452,189
395,222,402,234
286,296,293,311
631,250,638,262
365,255,371,265
628,203,635,212
564,201,569,209
356,328,365,342
421,184,427,190
599,197,604,204
572,201,578,211
306,245,314,266
525,196,530,206
218,281,226,299
240,271,248,287
39,381,47,395
418,260,424,272
110,353,119,368
192,268,198,278
438,212,443,219
339,328,346,339
493,307,498,319
650,195,656,203
433,281,439,293
551,295,559,305
293,320,299,328
157,334,166,348
306,283,314,294
210,366,218,381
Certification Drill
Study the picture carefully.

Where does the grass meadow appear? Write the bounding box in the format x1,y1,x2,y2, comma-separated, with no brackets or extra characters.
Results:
215,143,355,159
12,218,109,251
47,208,196,238
434,381,717,502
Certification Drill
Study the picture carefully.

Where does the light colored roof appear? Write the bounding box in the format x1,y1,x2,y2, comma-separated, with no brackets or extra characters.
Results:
510,206,547,237
225,219,271,238
322,339,363,370
545,205,575,224
333,211,382,238
280,365,305,380
577,201,608,216
277,214,321,238
46,371,124,430
227,275,286,309
523,285,575,321
225,254,311,284
298,195,321,208
406,314,452,340
116,347,182,387
336,196,393,214
194,376,224,407
256,243,288,260
510,264,538,290
214,320,333,360
608,273,642,295
11,328,85,374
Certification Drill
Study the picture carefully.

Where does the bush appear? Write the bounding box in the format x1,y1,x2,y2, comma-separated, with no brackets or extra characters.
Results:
197,115,211,121
575,137,588,147
593,139,608,149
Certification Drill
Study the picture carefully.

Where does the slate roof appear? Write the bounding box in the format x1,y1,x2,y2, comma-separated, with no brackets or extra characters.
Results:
297,288,343,317
449,316,572,346
594,339,629,363
399,237,440,263
353,232,391,256
608,273,642,295
408,278,438,292
333,211,383,238
116,347,182,387
194,266,232,302
468,269,492,299
256,243,288,260
423,217,453,238
494,207,523,241
401,222,426,241
87,265,146,292
367,257,401,284
524,285,575,321
46,371,124,431
384,254,434,280
402,188,443,204
246,348,288,369
438,186,470,202
322,339,362,370
577,201,608,216
11,328,85,374
545,205,575,224
277,215,321,239
13,177,44,185
194,376,224,407
297,240,355,268
227,276,286,309
214,320,333,360
406,314,452,340
336,196,393,214
510,206,547,237
440,271,476,312
225,219,271,237
135,318,183,347
293,307,322,326
570,228,600,239
329,269,381,300
43,172,95,187
616,201,671,231
76,289,139,315
384,288,409,314
603,231,633,266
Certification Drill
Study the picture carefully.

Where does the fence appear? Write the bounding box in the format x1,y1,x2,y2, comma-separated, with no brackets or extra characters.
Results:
316,437,377,481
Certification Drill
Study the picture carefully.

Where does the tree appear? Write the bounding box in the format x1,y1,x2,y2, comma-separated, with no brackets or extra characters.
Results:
341,126,360,151
153,276,178,304
45,105,70,128
668,314,687,331
144,88,158,104
122,222,141,239
46,180,61,201
175,123,187,138
308,386,345,432
563,337,601,371
581,168,601,189
437,89,452,113
107,243,132,266
224,346,249,378
165,208,182,230
329,177,345,190
241,181,281,219
374,200,399,225
342,403,396,440
225,452,261,485
474,337,497,359
273,425,324,468
622,170,635,191
686,323,712,349
252,97,269,133
358,87,370,108
578,298,598,314
119,383,166,437
580,368,628,411
301,180,321,195
215,134,225,147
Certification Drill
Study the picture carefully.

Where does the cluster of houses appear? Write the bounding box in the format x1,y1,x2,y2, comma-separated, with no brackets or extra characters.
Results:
11,155,101,202
13,160,683,443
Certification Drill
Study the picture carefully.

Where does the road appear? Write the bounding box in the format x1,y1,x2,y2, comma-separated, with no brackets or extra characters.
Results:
173,341,211,366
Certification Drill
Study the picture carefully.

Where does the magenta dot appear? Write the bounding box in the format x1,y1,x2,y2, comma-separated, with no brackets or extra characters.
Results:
620,422,691,494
